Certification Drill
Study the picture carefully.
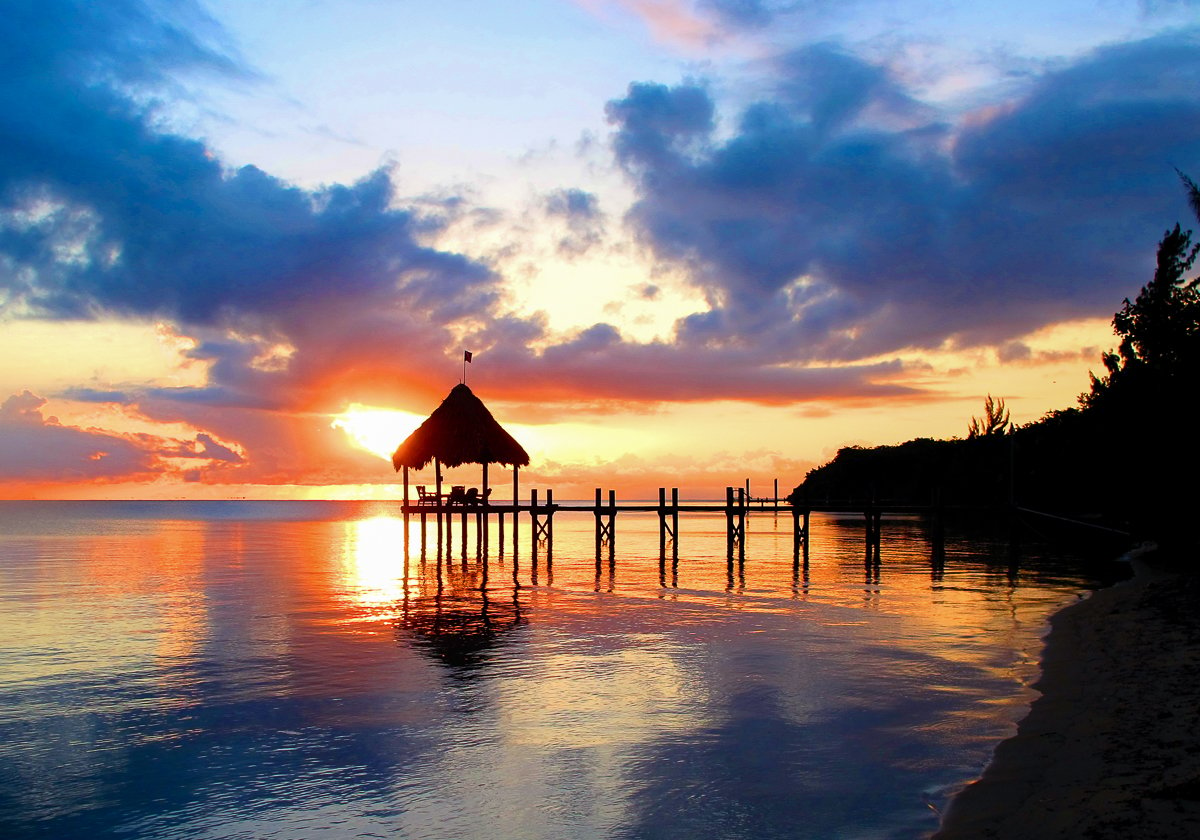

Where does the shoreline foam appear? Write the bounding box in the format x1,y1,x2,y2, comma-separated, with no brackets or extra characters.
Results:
933,565,1200,839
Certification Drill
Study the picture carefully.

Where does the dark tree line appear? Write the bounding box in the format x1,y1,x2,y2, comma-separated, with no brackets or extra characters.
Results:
793,174,1200,554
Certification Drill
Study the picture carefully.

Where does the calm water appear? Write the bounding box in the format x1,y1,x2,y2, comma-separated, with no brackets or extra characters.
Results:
0,501,1121,839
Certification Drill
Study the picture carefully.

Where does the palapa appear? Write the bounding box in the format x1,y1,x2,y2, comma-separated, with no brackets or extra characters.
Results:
392,383,529,471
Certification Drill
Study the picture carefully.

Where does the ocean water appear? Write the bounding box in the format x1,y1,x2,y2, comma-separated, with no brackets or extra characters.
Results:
0,500,1120,839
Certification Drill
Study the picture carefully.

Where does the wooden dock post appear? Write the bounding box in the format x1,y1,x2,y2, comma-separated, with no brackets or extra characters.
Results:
593,488,603,559
864,498,882,565
672,487,679,558
607,489,615,557
531,489,553,545
546,489,554,566
662,484,672,556
593,488,616,555
864,504,872,564
402,466,410,557
420,497,427,557
725,486,734,557
726,486,746,559
460,503,468,560
737,487,746,560
435,458,444,557
512,466,519,559
792,504,808,558
481,461,489,556
930,488,945,576
655,487,679,559
531,488,539,540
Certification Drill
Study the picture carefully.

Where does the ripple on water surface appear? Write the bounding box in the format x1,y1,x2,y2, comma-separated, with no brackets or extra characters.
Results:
0,501,1122,839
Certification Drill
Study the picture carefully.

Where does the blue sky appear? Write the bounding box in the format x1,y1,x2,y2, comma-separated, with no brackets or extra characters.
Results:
1,0,1198,496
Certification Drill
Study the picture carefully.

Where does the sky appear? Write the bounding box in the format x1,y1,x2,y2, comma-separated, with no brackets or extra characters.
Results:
1,0,1198,500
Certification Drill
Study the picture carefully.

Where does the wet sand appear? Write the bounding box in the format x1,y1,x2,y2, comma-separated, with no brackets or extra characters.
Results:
934,565,1200,839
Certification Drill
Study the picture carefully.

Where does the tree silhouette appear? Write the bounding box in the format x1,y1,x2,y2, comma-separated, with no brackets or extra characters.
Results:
1085,223,1200,406
792,173,1200,553
1177,168,1200,225
1078,171,1200,552
967,394,1010,438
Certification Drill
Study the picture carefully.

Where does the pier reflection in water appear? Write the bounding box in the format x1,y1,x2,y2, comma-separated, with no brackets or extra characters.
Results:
0,501,1121,840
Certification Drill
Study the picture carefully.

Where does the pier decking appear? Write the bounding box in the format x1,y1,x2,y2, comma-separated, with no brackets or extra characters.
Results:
398,484,957,564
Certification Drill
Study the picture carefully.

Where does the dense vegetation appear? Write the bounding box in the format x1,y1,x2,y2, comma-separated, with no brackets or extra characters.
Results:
793,175,1200,552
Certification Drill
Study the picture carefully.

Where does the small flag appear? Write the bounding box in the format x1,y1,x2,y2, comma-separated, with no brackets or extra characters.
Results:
464,350,473,363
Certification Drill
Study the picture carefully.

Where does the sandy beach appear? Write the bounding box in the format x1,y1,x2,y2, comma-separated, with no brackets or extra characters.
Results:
934,563,1200,839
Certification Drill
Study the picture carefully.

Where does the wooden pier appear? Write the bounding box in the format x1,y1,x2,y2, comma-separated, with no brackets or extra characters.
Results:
398,484,952,565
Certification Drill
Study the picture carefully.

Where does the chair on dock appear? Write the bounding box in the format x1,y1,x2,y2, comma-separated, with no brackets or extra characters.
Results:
461,488,492,507
416,485,440,507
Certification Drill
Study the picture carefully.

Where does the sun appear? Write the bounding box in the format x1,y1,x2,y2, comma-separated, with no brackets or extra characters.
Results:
332,404,425,461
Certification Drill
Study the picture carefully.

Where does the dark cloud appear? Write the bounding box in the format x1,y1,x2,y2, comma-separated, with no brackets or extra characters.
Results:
774,43,928,135
545,188,606,256
3,0,245,90
606,81,715,169
607,32,1200,362
0,0,508,419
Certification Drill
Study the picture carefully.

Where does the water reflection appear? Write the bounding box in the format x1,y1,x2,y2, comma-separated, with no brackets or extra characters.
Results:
0,502,1125,840
343,515,412,605
397,565,527,667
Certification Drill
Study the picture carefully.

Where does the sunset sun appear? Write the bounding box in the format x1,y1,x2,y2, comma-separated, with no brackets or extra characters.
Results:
332,405,425,462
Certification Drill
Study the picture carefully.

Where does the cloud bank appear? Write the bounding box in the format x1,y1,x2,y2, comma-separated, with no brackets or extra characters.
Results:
2,1,1198,488
607,34,1200,362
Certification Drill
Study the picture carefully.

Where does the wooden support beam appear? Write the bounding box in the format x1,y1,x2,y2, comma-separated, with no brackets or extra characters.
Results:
530,488,540,574
480,461,488,557
498,506,505,557
607,489,615,558
435,458,443,558
532,489,553,542
594,487,603,559
725,486,735,558
658,487,667,558
671,487,679,560
403,466,410,557
792,505,808,558
546,488,554,566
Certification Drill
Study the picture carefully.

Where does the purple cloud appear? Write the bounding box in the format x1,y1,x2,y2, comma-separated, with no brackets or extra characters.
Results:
0,391,243,482
607,34,1200,361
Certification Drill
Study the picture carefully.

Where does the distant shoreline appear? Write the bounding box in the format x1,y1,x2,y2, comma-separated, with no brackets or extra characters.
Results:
933,563,1200,839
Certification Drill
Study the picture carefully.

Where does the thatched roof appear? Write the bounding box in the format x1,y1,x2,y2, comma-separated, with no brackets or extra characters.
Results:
392,384,530,471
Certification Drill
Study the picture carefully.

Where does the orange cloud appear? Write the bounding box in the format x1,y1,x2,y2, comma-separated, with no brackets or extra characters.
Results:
574,0,722,49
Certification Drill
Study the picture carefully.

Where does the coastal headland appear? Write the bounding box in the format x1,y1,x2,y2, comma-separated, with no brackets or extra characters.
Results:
934,562,1200,839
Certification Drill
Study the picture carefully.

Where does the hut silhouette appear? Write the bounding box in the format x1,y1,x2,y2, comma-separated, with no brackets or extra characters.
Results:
391,383,530,513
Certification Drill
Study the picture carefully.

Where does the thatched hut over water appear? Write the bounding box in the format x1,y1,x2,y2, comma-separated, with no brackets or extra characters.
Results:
391,383,529,508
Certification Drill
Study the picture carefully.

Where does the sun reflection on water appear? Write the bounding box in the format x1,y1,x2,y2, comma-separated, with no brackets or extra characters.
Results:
341,515,416,608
